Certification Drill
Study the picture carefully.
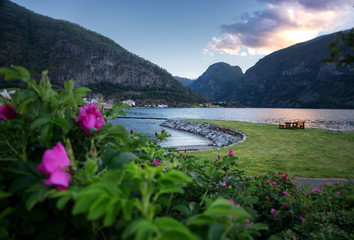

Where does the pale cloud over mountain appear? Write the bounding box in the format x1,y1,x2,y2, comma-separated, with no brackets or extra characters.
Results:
207,0,354,56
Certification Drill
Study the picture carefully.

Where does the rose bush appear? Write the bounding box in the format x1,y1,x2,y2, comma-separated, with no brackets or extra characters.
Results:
0,66,352,239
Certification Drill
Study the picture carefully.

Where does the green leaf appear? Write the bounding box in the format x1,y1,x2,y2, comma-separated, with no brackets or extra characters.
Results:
12,66,30,80
0,207,14,221
56,195,72,210
249,223,268,231
203,198,251,219
40,123,52,142
72,192,101,215
122,199,134,221
0,67,22,81
74,86,91,96
88,194,111,220
0,190,12,199
30,115,53,131
172,205,190,216
103,198,121,226
208,224,225,240
155,217,196,240
53,118,70,134
188,215,214,225
64,80,74,93
122,218,151,239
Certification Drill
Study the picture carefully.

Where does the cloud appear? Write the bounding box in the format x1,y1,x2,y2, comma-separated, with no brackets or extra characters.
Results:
206,0,353,56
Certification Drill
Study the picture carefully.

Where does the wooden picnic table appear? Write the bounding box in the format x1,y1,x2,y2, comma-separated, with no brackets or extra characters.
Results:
279,121,305,129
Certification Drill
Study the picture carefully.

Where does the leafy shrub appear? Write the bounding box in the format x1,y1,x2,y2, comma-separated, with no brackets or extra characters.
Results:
0,66,265,240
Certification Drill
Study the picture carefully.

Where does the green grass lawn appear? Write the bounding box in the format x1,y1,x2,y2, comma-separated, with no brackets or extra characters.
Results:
187,120,354,179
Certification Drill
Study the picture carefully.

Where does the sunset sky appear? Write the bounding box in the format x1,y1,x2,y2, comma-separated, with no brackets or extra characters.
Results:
11,0,354,78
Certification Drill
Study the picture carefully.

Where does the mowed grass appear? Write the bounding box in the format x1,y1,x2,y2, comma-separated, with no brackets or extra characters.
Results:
187,120,354,179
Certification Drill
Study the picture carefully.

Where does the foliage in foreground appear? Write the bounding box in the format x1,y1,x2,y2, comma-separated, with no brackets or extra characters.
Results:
0,66,353,240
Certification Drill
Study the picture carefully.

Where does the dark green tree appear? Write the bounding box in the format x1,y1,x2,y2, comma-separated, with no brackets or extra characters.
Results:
323,28,354,68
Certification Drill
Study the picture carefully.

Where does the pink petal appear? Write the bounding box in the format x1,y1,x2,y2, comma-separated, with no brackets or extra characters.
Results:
44,169,71,190
39,142,70,174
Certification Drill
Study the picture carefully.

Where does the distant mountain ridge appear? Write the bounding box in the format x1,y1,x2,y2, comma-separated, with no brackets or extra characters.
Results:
189,31,354,108
190,62,243,101
0,0,205,105
174,76,194,87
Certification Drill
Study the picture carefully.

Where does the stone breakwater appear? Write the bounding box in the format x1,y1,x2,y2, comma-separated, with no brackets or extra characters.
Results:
160,119,247,148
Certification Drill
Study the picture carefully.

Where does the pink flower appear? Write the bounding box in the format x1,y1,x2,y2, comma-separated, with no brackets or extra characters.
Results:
303,191,306,195
0,104,16,121
265,196,269,200
325,182,330,185
283,204,288,209
236,204,240,207
327,212,331,216
153,158,160,166
272,182,277,185
337,191,341,195
329,196,333,199
291,177,295,179
229,199,235,205
272,173,275,177
77,103,105,135
270,209,275,215
228,149,234,157
299,216,304,221
282,191,288,195
266,180,270,183
37,142,71,190
179,154,183,158
216,155,221,162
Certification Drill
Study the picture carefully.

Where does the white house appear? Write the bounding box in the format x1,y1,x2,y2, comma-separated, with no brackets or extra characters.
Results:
122,99,135,107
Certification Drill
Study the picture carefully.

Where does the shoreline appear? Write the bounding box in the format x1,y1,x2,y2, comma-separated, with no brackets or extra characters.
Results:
160,119,247,151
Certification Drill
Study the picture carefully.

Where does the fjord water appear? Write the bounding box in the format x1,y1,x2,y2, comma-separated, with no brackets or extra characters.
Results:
110,108,354,148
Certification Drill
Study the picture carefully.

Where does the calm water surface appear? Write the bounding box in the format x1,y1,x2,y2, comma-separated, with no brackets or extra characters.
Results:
110,108,354,148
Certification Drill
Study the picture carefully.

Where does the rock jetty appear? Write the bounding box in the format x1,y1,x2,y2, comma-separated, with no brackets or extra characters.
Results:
160,119,247,148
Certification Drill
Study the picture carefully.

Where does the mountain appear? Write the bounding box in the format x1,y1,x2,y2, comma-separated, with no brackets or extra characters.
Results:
189,62,243,101
190,31,353,108
231,31,354,108
0,0,205,106
174,76,194,87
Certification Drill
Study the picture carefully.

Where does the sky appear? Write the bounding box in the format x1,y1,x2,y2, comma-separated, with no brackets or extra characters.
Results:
11,0,354,79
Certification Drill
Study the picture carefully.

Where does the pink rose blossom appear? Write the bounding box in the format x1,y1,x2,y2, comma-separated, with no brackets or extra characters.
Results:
270,209,275,215
303,191,306,195
337,191,341,195
37,142,71,190
228,149,234,157
272,182,277,185
77,103,105,135
329,196,333,199
236,204,240,207
229,199,235,205
327,212,331,216
0,104,16,121
272,173,275,177
266,180,270,183
265,196,269,200
291,177,295,179
153,158,160,166
299,216,304,221
282,192,287,195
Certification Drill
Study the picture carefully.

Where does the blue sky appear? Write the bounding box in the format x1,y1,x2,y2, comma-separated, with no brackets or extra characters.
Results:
11,0,354,78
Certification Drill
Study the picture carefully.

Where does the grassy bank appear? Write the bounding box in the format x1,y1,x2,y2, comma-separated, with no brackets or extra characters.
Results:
187,120,354,179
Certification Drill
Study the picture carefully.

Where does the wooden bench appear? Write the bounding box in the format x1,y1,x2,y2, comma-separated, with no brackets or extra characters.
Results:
298,121,305,129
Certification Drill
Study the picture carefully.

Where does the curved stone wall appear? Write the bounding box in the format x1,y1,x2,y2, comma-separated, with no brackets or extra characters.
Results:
160,119,247,148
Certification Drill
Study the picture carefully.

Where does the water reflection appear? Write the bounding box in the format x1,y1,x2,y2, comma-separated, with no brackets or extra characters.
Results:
125,108,354,131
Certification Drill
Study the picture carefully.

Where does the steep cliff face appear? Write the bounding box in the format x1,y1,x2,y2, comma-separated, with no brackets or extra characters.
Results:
0,0,204,104
190,62,243,101
230,31,354,108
